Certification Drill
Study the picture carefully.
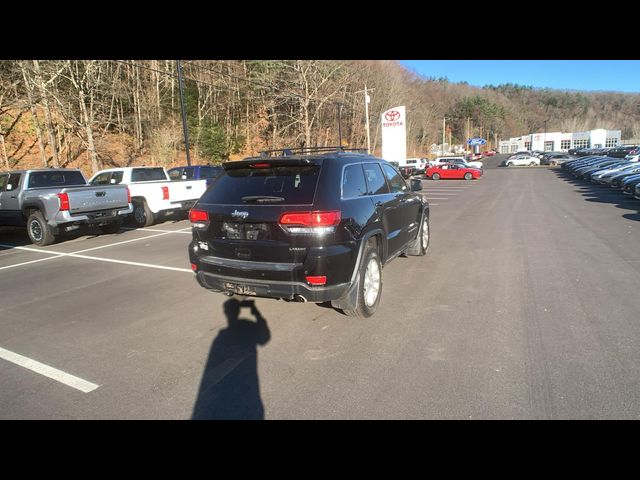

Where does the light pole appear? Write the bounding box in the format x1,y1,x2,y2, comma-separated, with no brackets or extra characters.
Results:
544,120,547,152
176,60,191,166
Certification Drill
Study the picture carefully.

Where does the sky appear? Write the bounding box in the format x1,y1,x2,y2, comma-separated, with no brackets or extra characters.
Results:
400,61,640,93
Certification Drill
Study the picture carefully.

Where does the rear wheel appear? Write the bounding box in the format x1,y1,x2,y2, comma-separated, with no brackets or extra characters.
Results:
343,244,382,318
529,161,536,166
27,211,56,246
131,200,155,228
418,215,429,255
464,172,472,180
432,172,440,180
507,162,514,167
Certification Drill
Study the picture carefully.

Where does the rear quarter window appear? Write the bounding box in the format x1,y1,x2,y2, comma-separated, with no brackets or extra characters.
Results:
342,164,367,198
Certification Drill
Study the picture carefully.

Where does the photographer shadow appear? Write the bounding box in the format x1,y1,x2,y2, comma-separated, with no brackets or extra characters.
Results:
192,298,271,420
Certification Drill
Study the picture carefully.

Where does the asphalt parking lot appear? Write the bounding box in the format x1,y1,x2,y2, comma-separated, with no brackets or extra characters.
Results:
3,154,640,419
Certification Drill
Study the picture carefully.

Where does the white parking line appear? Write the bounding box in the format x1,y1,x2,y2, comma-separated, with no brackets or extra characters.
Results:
424,197,450,200
0,254,65,271
121,227,192,234
0,243,193,273
0,346,99,393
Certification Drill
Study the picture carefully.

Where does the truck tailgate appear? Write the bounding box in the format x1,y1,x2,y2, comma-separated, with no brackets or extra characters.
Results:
64,185,129,214
169,180,207,203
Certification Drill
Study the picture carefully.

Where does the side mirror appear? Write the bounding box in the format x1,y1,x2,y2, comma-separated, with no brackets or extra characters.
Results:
182,174,187,180
6,184,12,191
110,178,116,184
410,178,422,192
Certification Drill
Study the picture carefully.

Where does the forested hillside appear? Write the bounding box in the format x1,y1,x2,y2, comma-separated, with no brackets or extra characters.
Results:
2,60,639,176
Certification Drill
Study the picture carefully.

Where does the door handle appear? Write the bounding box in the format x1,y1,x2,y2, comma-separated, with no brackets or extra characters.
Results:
10,196,17,199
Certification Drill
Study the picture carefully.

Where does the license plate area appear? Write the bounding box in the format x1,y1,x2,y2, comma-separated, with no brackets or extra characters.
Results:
223,282,256,296
221,222,268,240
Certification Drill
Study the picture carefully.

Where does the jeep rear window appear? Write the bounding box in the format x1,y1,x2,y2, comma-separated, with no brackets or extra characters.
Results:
199,165,320,205
28,171,87,188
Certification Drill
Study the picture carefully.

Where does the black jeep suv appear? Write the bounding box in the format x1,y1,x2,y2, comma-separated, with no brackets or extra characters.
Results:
188,147,430,317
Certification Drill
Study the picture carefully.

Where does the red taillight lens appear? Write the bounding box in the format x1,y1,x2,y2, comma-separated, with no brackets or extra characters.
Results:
57,193,70,211
191,263,198,272
279,211,341,227
306,275,327,286
249,163,272,168
126,187,131,204
162,186,169,200
189,209,209,223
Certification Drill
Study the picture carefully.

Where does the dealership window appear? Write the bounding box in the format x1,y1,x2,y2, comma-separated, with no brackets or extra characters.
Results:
605,138,619,148
544,141,554,152
510,145,518,153
560,140,571,150
524,142,531,150
500,146,509,154
572,139,589,149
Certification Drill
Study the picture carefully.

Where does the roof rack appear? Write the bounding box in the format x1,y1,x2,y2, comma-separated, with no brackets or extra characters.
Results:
258,146,368,157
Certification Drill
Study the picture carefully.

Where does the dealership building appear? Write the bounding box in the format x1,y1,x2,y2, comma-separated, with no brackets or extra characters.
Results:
499,129,622,154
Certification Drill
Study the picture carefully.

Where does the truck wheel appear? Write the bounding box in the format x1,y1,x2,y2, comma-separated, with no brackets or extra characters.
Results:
132,200,155,228
432,173,440,180
99,219,122,235
27,211,56,246
343,244,383,318
464,172,473,180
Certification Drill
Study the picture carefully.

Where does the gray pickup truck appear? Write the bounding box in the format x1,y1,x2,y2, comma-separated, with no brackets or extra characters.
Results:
0,169,132,246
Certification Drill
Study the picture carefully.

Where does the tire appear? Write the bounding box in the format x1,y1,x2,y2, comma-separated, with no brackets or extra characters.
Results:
432,173,440,180
507,162,514,167
417,215,429,256
343,244,383,318
27,211,56,246
99,219,122,235
131,199,155,228
529,161,536,166
464,172,472,180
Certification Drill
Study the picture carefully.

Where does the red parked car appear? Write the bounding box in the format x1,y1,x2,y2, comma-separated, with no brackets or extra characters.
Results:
426,163,482,181
482,150,496,157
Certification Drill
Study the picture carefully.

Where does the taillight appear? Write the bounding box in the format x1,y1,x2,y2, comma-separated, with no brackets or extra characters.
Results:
306,275,327,286
191,263,198,272
57,193,70,211
189,209,210,229
189,209,209,222
279,211,341,235
249,163,272,168
162,186,169,200
126,187,131,204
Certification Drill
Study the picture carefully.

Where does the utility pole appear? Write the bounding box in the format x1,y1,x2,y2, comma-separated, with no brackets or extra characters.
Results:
364,85,371,154
544,120,547,152
337,102,343,148
466,117,471,153
176,60,191,166
442,117,446,154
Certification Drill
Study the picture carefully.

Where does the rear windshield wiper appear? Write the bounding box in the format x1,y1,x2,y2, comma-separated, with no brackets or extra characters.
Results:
241,196,285,203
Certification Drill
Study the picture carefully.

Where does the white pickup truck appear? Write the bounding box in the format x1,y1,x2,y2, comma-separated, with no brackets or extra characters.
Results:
88,167,208,227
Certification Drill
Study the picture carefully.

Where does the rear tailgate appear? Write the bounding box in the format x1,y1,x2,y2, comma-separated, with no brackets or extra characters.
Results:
192,159,326,280
63,185,129,214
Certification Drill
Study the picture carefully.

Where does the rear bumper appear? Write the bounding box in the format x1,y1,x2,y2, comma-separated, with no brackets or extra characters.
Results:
52,204,132,226
194,270,351,302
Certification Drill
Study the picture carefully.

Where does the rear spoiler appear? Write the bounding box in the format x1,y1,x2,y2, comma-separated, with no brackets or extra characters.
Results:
222,158,315,170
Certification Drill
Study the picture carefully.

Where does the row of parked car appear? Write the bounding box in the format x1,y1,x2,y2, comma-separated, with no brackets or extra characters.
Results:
392,153,490,178
0,164,223,246
501,150,578,167
561,154,640,198
568,145,639,158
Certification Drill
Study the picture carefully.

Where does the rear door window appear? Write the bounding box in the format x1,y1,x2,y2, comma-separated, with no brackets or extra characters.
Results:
342,164,367,198
111,171,124,184
363,163,389,195
0,174,7,191
199,164,320,205
167,168,182,181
